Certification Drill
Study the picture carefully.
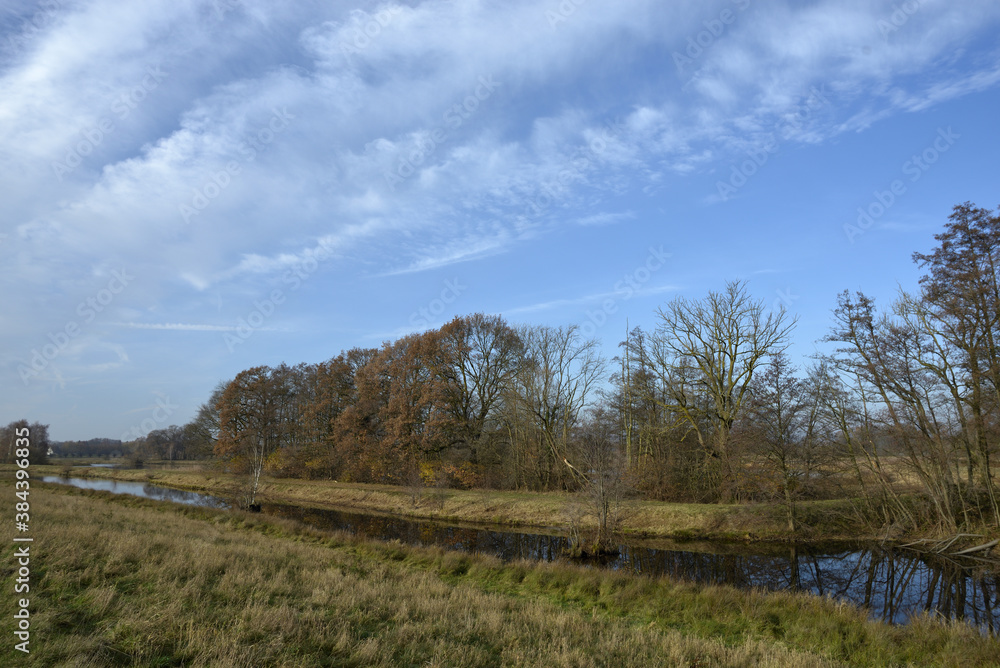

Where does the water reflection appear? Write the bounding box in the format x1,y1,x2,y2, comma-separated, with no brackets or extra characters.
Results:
41,476,998,631
41,476,228,508
264,503,1000,632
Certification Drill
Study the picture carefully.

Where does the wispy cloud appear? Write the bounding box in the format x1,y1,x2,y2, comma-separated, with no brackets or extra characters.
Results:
110,322,281,332
507,284,679,316
574,211,636,227
379,236,513,276
3,0,1000,438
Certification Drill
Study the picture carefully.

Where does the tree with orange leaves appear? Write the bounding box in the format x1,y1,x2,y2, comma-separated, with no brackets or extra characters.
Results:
215,365,297,507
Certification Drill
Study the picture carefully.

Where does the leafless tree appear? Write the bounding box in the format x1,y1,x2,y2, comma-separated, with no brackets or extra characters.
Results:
503,324,605,489
645,280,796,500
739,352,814,532
437,313,524,464
564,407,631,555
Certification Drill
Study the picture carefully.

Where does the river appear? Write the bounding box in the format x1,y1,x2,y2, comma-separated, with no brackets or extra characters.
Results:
42,475,1000,632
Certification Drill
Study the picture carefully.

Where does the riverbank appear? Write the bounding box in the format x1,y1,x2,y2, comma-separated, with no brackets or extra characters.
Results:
30,463,869,542
7,480,999,666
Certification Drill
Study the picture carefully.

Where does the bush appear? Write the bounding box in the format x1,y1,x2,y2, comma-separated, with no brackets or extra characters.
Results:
119,453,144,469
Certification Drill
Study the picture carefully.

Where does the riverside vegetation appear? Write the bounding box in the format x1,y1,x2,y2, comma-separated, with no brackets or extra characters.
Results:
4,480,1000,667
32,203,997,554
6,203,1000,663
33,464,863,542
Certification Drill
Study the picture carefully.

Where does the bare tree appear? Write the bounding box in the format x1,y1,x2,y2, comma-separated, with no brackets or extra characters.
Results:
740,352,809,531
820,205,1000,531
911,202,1000,524
819,295,923,531
503,324,605,489
564,407,631,555
645,280,797,500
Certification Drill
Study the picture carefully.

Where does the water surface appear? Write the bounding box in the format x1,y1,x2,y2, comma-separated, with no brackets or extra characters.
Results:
265,502,1000,631
41,475,227,508
42,476,999,631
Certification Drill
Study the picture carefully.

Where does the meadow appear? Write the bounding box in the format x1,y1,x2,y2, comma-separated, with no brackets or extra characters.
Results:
37,463,864,543
3,479,998,666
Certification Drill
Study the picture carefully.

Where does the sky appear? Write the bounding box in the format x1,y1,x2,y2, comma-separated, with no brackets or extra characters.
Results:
2,0,999,442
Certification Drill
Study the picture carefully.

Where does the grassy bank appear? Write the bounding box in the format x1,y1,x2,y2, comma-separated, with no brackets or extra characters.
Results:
5,480,999,666
31,464,863,542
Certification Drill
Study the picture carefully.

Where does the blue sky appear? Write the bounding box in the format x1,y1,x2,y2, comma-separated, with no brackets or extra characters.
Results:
2,0,999,441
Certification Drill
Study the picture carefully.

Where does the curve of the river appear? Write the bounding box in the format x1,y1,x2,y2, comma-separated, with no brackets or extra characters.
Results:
42,475,1000,632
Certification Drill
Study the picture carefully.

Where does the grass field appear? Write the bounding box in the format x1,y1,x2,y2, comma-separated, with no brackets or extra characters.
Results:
3,480,999,666
33,463,866,543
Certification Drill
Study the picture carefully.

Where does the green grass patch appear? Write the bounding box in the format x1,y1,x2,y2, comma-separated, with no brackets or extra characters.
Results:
6,481,997,666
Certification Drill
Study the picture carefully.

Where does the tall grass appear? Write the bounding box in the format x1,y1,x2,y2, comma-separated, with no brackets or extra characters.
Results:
3,481,998,666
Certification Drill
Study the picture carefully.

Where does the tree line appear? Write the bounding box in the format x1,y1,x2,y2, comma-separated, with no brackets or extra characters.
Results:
208,314,609,504
194,202,1000,533
1,420,49,465
609,202,1000,533
33,202,998,536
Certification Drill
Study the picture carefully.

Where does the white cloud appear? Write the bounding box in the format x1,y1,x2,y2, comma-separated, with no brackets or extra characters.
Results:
507,283,679,316
110,322,250,332
3,0,1000,437
574,211,636,227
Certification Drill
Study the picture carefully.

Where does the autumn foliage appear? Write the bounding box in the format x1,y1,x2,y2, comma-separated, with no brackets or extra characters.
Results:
212,314,604,491
206,203,1000,534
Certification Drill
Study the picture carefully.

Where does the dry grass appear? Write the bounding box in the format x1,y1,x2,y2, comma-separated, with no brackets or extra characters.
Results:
29,464,861,542
3,481,999,666
0,482,844,667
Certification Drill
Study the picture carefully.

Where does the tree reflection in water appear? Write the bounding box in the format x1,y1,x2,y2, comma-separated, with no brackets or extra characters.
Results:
41,475,228,508
265,503,1000,633
39,476,998,633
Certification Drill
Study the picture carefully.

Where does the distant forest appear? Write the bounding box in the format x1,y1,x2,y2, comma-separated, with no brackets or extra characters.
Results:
15,202,1000,535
